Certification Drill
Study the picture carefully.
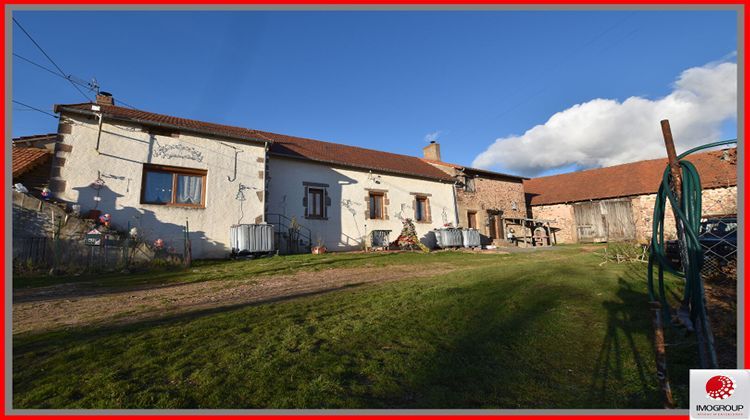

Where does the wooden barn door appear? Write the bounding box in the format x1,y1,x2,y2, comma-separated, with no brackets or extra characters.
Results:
573,199,635,242
601,199,635,241
573,202,606,242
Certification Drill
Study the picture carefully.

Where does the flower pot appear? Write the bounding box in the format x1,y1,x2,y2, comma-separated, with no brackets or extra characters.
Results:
311,246,327,255
87,209,102,220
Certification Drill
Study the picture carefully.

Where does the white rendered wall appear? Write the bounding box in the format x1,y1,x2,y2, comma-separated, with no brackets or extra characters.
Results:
267,156,457,251
54,111,267,258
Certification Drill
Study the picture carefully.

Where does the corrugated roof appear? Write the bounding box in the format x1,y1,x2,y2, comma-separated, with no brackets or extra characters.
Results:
55,102,454,182
12,146,51,178
524,148,737,206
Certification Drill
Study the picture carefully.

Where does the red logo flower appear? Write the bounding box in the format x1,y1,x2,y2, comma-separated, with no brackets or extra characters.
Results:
706,375,735,400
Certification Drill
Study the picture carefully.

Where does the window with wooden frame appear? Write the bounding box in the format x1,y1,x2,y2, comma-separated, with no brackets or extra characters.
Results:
303,182,329,220
467,211,478,229
141,164,207,208
414,196,430,222
369,192,385,220
307,188,325,219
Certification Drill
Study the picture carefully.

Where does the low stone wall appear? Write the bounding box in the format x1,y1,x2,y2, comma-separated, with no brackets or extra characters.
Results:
12,190,91,240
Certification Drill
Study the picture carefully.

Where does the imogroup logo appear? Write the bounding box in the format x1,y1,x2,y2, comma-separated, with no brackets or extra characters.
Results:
691,370,749,419
706,375,736,400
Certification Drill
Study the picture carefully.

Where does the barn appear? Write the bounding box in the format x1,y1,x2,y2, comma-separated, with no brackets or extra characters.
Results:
524,148,737,244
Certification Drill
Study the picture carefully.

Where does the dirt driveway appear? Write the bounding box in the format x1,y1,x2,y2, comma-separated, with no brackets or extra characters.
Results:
13,263,458,335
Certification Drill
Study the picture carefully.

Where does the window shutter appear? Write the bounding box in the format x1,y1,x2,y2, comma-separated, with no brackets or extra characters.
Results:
364,195,370,220
324,189,331,218
303,187,308,218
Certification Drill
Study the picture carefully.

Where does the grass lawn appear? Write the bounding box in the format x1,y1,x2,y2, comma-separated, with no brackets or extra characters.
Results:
13,245,698,409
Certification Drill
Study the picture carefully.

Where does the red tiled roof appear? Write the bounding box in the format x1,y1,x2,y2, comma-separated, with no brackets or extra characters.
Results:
262,131,453,181
421,158,527,180
55,103,268,144
12,146,51,178
524,148,737,206
55,103,453,182
12,133,58,143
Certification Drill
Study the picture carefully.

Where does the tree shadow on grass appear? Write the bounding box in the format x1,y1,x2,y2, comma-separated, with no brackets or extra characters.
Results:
14,261,661,409
587,276,655,407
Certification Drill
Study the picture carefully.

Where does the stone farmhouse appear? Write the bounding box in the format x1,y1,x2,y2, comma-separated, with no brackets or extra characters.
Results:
47,94,458,258
12,93,738,258
421,142,529,246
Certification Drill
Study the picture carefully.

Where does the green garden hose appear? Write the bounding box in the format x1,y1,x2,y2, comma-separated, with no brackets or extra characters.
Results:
647,139,737,369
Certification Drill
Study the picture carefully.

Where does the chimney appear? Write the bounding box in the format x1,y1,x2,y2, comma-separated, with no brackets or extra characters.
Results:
96,91,114,106
423,141,441,161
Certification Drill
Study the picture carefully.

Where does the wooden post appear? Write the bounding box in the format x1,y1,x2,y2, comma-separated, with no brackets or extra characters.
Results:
661,121,717,369
650,300,675,408
651,119,678,408
660,120,682,201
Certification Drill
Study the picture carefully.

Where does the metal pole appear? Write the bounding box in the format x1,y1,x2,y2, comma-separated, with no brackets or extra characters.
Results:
95,112,104,153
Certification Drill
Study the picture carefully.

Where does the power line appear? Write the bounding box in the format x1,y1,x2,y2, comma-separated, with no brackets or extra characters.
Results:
13,53,97,92
12,100,58,119
14,52,139,110
114,97,138,110
13,17,92,102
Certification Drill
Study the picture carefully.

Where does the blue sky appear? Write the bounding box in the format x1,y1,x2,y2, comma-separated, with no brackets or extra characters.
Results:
12,10,737,175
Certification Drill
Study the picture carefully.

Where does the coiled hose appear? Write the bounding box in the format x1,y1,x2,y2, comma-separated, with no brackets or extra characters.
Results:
647,139,737,369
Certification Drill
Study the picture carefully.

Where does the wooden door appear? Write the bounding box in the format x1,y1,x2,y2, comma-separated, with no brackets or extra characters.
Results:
467,211,477,229
487,213,503,240
573,199,635,242
601,199,635,241
573,202,606,242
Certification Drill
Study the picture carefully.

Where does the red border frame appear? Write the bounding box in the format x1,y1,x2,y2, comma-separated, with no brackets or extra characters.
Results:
3,2,746,419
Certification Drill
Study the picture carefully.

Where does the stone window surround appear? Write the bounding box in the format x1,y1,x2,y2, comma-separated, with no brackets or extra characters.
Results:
303,182,330,220
411,192,432,223
365,188,389,220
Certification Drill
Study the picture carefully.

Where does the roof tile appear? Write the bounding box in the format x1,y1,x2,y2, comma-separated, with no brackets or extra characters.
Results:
12,147,51,178
524,148,737,206
56,103,454,182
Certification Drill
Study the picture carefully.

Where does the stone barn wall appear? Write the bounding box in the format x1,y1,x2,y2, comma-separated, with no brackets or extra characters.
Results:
531,186,737,244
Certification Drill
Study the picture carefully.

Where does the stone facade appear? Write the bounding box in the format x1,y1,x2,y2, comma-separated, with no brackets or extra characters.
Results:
426,159,527,244
631,186,737,243
528,203,578,244
531,186,738,244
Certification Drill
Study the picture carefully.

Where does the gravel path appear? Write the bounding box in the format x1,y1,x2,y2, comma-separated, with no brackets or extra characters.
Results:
13,263,458,335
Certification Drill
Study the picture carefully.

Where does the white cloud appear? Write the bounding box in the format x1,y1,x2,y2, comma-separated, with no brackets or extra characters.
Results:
424,130,441,143
472,60,737,177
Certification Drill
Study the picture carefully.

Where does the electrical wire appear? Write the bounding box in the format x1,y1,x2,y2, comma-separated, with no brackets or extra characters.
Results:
13,18,92,102
647,138,737,369
16,104,264,178
12,100,58,119
14,53,93,90
13,52,139,110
